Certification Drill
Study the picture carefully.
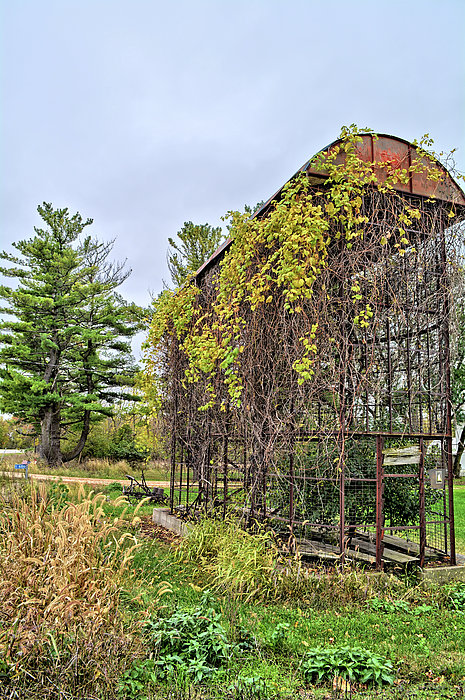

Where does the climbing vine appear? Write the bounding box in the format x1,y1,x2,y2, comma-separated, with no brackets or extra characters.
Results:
146,125,459,411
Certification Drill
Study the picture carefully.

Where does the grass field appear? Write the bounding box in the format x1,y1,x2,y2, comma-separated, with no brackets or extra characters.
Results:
454,486,465,553
0,453,170,481
2,475,465,699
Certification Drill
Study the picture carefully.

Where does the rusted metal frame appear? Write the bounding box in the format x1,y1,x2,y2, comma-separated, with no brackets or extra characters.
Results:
205,442,213,514
339,437,346,557
186,440,190,510
243,432,248,490
249,454,256,523
383,520,448,532
290,429,449,441
376,435,385,570
261,460,268,521
169,394,177,514
435,250,447,433
178,443,184,506
418,438,426,568
279,473,376,484
446,435,456,564
440,222,456,565
289,398,296,531
179,400,190,508
350,302,439,319
223,423,229,520
442,440,448,554
425,304,433,432
404,255,414,431
364,321,370,431
413,257,424,432
289,444,295,533
209,425,217,511
386,316,393,433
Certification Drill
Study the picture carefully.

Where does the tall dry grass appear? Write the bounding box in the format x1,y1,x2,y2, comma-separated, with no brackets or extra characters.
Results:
0,483,143,698
177,517,409,607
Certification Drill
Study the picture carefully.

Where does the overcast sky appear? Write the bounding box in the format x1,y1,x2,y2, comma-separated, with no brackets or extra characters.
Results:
1,0,464,356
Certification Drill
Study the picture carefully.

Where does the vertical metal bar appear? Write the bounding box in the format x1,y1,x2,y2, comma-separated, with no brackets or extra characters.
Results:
386,318,393,433
376,435,384,570
261,459,267,521
440,221,456,566
169,427,176,514
289,450,295,532
419,438,426,568
415,264,423,432
223,427,228,520
204,443,209,515
442,441,448,554
425,308,433,432
365,324,370,431
339,441,345,556
405,280,413,431
243,438,248,490
289,399,295,532
186,442,190,509
178,444,184,506
446,435,456,565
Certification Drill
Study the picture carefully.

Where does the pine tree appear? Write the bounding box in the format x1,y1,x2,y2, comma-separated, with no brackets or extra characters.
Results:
0,203,141,466
167,221,224,286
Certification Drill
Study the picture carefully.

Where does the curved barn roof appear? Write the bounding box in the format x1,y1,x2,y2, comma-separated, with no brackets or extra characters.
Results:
195,133,465,280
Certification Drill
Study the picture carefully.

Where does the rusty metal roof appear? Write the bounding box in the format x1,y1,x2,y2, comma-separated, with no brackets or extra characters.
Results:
195,133,465,281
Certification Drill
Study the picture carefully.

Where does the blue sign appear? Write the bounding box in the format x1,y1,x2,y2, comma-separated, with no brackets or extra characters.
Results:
14,462,29,478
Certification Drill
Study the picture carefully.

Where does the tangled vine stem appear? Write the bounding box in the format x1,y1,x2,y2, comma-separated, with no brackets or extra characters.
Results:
146,126,465,568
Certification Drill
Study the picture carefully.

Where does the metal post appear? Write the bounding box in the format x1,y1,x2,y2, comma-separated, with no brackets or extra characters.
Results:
446,435,456,565
186,441,190,510
178,444,183,506
289,399,295,532
223,425,228,520
339,445,345,557
440,223,456,566
289,450,295,532
419,438,426,568
170,393,178,514
169,435,176,514
376,435,384,570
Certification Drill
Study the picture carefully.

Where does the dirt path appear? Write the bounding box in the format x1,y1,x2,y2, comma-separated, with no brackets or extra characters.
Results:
1,471,170,488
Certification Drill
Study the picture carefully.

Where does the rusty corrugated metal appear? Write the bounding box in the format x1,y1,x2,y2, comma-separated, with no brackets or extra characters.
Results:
195,132,465,282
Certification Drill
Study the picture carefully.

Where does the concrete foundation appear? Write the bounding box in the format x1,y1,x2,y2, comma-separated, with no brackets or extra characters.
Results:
152,507,189,536
420,565,465,584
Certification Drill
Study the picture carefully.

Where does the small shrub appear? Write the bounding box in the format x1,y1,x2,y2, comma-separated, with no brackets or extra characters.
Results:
263,622,291,652
144,596,232,682
44,480,70,509
367,597,410,613
301,645,395,686
118,658,159,700
443,581,465,611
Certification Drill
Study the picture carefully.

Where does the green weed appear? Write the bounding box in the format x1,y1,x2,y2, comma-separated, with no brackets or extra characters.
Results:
144,595,232,682
300,645,395,686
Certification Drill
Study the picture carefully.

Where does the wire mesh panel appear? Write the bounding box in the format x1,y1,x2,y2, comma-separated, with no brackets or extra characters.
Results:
161,135,464,570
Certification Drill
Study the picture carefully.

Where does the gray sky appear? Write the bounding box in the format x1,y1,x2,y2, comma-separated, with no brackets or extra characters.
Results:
1,0,464,356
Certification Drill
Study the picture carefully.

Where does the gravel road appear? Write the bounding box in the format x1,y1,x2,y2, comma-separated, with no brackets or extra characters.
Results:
1,471,170,488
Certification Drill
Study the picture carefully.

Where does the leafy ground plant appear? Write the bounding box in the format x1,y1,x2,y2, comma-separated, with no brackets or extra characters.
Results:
143,595,232,682
301,645,395,686
443,581,465,611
